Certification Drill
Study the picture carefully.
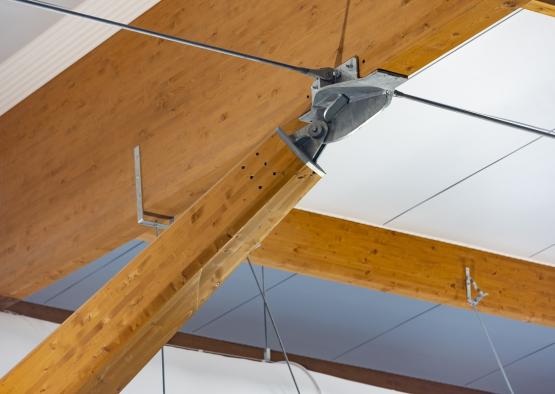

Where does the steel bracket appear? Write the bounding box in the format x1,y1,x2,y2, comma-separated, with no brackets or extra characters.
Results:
283,57,407,163
465,267,488,308
134,146,174,231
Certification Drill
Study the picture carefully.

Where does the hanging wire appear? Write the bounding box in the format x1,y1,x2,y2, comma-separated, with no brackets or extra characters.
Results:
9,0,339,81
154,225,167,394
246,258,301,394
472,306,515,394
275,361,322,394
262,266,269,354
161,347,167,394
466,268,514,394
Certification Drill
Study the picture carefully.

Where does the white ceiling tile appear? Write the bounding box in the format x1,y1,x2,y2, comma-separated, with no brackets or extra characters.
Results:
400,9,555,130
297,98,534,226
389,138,555,260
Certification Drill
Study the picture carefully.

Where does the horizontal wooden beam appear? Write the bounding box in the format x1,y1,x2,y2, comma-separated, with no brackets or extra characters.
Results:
0,133,320,393
524,0,555,16
0,0,527,300
252,209,555,328
3,301,487,394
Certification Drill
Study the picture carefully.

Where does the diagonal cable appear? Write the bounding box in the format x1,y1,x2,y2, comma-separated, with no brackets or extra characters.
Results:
471,305,515,394
9,0,339,81
394,91,554,139
334,0,351,67
247,258,301,394
191,272,296,333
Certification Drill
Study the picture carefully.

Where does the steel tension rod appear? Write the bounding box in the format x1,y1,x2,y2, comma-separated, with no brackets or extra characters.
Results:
9,0,340,82
394,90,555,140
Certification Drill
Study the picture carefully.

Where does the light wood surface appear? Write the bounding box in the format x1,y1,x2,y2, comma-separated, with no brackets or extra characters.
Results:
252,209,555,328
0,0,527,299
0,133,320,393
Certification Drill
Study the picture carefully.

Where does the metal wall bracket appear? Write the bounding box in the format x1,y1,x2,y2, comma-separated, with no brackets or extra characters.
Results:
134,146,174,231
263,348,272,362
465,267,488,307
284,57,407,164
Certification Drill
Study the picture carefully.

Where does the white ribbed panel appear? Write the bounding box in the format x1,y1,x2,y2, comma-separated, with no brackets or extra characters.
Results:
0,0,160,116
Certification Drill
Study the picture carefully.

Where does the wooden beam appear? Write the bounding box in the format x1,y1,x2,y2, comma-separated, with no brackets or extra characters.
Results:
0,133,320,393
252,209,555,328
3,301,487,394
524,0,555,16
0,0,526,300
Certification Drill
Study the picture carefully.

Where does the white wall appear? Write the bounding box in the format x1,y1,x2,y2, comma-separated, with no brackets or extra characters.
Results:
0,0,85,62
0,312,401,393
0,0,160,115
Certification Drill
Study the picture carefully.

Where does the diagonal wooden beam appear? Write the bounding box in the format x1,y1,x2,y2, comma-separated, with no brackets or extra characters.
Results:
252,209,555,328
0,132,320,393
3,301,488,394
0,0,528,300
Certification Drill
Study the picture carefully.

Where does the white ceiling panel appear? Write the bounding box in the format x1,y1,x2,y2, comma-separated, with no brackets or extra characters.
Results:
0,0,84,62
298,8,555,261
181,263,293,333
468,343,555,394
195,273,436,360
400,9,555,131
338,305,555,387
532,244,555,266
390,137,555,260
26,239,145,305
0,0,160,115
297,98,534,226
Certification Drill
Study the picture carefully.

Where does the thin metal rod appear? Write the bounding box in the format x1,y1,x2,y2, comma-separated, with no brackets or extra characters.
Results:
472,306,515,394
161,347,166,394
10,0,337,81
262,266,269,351
394,90,555,139
247,259,301,394
157,228,166,394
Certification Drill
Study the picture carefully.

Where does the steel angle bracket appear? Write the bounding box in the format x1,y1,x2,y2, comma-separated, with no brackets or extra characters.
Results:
281,57,407,164
465,267,489,308
134,146,174,231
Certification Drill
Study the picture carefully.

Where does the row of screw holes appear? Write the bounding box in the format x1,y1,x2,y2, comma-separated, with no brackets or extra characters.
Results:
240,152,278,190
